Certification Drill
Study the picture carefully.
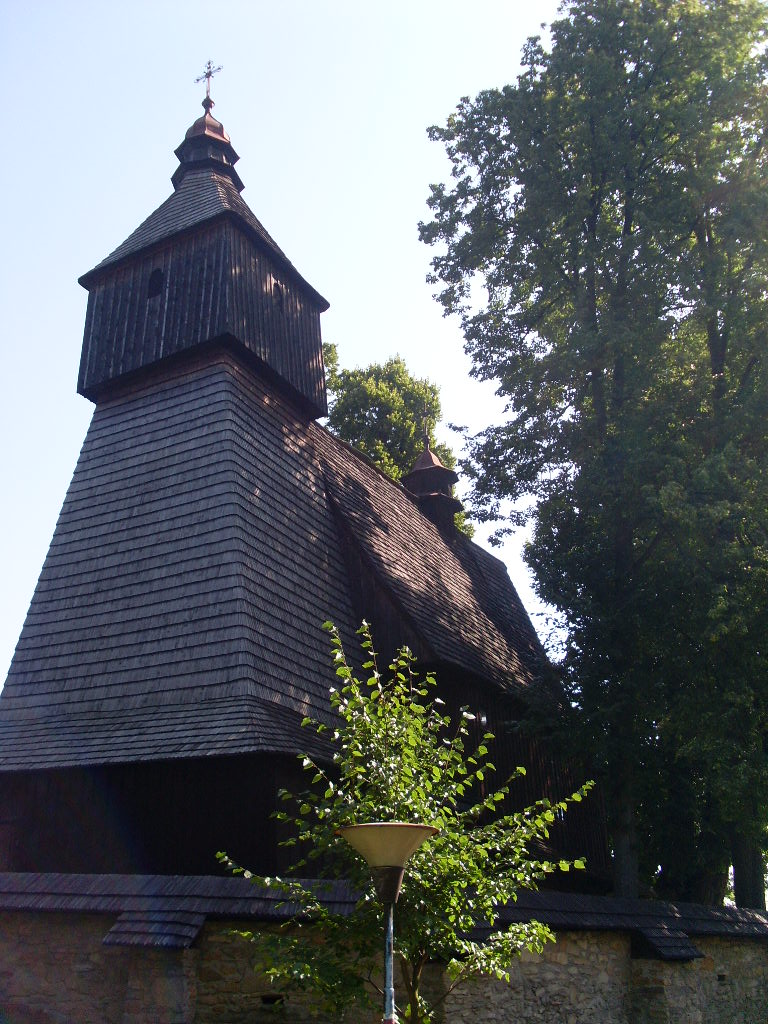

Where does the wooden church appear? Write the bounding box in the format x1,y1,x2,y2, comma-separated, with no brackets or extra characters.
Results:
1,87,766,1024
0,86,603,880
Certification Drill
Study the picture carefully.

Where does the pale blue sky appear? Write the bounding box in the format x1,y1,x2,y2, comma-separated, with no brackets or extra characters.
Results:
0,0,563,683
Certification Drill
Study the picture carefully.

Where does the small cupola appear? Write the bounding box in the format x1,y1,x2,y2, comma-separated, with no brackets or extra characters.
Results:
171,90,244,192
402,429,462,533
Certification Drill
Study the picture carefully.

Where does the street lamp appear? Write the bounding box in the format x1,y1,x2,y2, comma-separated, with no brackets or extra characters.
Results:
338,822,438,1024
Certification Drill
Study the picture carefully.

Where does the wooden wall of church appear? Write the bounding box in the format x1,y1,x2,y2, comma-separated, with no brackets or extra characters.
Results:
78,222,326,417
0,752,307,876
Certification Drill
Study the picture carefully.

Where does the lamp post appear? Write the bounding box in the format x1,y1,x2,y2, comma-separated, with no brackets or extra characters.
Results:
338,822,438,1024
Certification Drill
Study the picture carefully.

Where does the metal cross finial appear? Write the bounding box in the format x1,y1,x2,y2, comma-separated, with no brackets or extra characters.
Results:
422,404,431,451
195,60,223,100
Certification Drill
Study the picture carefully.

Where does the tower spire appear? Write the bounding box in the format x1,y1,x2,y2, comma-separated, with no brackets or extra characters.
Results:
421,403,431,452
171,62,242,191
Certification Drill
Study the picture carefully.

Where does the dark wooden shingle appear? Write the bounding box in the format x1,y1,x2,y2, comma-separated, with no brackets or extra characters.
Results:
0,345,553,772
1,873,766,960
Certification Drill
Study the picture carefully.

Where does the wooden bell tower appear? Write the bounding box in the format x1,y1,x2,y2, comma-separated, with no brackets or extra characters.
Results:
77,77,329,418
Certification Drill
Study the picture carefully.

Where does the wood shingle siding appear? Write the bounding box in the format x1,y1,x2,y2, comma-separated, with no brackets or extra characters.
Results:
79,182,327,417
1,345,552,770
2,353,348,753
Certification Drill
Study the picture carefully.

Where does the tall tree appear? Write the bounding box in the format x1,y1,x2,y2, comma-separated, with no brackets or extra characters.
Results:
420,0,768,904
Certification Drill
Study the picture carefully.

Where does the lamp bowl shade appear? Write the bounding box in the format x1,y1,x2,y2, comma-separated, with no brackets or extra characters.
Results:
337,822,439,868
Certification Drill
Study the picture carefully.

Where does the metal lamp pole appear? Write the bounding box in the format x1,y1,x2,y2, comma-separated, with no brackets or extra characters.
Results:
383,898,395,1023
338,822,438,1024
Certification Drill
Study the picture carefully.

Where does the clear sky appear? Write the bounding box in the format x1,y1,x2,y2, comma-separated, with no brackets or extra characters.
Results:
0,0,563,684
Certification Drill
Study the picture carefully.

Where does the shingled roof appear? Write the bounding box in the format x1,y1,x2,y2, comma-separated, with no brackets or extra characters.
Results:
319,431,544,689
93,169,278,267
79,168,327,308
0,347,547,771
2,873,766,958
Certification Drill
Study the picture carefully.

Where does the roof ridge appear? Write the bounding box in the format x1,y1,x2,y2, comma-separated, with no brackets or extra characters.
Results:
309,419,411,493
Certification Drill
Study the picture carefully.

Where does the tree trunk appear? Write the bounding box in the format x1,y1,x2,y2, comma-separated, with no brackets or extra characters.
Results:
611,792,639,898
731,832,766,910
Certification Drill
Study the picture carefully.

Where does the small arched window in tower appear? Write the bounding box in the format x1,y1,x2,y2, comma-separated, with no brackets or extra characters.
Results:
273,281,285,315
147,268,164,300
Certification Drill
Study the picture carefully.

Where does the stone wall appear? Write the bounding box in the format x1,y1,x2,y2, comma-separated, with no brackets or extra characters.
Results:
447,931,632,1023
446,932,768,1024
1,912,766,1024
0,912,200,1024
628,936,768,1024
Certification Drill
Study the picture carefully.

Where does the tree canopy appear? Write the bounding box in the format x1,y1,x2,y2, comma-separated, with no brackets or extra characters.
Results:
221,623,589,1023
323,342,456,481
420,0,768,905
323,343,473,535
